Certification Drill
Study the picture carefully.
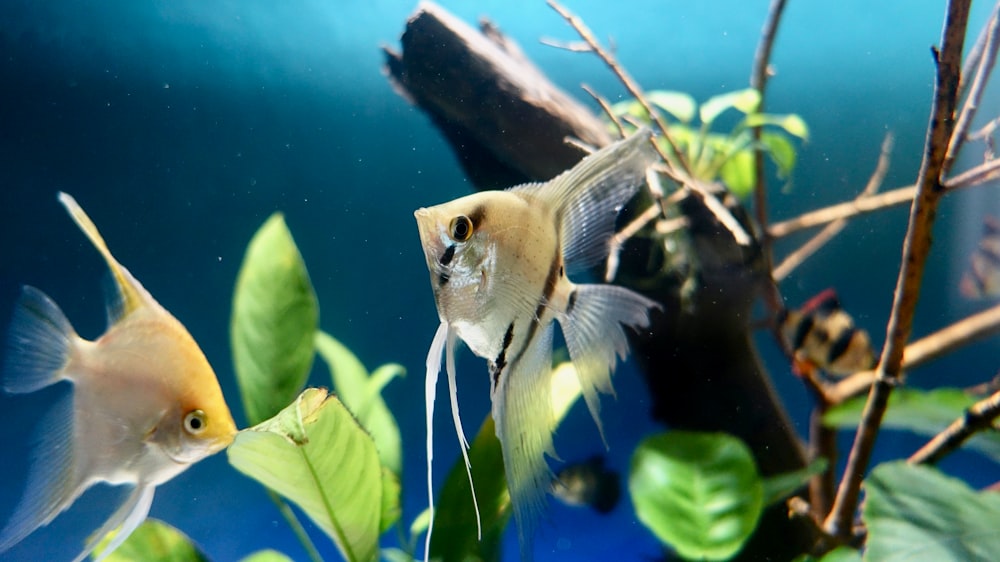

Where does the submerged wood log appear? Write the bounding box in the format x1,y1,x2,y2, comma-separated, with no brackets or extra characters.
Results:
385,2,815,558
383,1,611,188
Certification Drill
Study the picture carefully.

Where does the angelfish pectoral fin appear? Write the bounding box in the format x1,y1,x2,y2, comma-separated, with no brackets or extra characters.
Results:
77,484,156,562
423,322,448,562
558,284,659,446
494,323,557,562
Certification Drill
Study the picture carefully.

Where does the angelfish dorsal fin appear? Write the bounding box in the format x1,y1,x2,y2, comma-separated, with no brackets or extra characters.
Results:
57,193,148,322
513,128,658,273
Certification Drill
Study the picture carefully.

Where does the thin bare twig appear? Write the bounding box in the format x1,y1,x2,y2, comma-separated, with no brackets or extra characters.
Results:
944,156,1000,188
909,387,1000,464
970,116,1000,140
823,0,971,540
827,302,1000,404
944,3,1000,173
606,203,662,282
582,83,626,139
546,0,691,178
773,133,894,281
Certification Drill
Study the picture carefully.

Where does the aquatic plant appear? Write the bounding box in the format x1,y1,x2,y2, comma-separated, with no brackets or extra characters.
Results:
609,88,808,199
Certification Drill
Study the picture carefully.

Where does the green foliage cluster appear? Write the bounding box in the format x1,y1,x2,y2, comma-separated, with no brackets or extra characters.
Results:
610,88,809,198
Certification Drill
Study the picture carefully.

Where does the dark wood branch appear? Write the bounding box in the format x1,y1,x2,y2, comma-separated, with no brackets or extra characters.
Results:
822,0,972,540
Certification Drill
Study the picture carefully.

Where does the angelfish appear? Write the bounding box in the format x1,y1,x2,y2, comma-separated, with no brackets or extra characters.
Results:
0,193,237,561
414,130,660,559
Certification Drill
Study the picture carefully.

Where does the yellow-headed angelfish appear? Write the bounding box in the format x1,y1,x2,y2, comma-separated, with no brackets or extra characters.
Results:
414,129,660,560
0,193,236,561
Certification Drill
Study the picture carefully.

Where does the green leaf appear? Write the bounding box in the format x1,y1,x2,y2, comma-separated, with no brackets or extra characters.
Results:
93,519,207,562
379,467,402,534
759,130,798,179
864,461,1000,561
314,331,403,475
629,431,764,561
231,213,319,425
719,148,757,199
745,113,810,140
647,90,697,123
762,458,829,506
824,387,1000,462
429,362,583,562
380,548,413,562
700,89,761,126
228,388,382,562
240,550,296,562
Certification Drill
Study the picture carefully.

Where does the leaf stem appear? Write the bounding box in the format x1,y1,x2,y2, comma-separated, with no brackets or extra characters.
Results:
266,489,325,562
822,0,972,540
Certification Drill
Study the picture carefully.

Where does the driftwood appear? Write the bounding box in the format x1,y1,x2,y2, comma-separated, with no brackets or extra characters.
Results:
384,2,814,559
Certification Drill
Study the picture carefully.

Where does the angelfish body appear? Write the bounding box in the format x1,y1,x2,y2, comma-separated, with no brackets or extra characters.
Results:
414,130,659,559
0,193,237,562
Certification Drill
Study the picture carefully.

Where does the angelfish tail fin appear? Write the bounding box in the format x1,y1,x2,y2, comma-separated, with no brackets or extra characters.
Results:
2,286,77,394
77,484,156,562
493,323,557,562
0,388,79,553
558,283,659,445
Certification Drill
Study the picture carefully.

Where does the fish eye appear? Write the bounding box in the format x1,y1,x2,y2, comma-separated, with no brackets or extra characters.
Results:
449,215,473,242
183,410,207,435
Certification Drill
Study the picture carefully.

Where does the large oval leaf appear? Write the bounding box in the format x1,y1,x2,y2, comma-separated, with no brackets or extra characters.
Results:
699,89,761,126
314,331,403,475
93,519,207,562
231,213,319,425
864,461,1000,562
228,388,382,562
629,431,764,560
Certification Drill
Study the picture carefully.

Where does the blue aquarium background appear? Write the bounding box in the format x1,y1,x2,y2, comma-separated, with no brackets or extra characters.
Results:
0,1,997,560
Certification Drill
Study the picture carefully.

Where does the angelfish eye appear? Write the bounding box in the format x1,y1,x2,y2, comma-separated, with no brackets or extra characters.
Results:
449,215,473,242
183,410,207,435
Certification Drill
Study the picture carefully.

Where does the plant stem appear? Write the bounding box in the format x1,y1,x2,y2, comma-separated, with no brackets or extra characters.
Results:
749,0,789,317
267,489,325,562
822,0,971,540
909,388,1000,464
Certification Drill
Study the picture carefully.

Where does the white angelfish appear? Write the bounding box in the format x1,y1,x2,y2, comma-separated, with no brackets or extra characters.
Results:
414,129,660,559
0,193,237,561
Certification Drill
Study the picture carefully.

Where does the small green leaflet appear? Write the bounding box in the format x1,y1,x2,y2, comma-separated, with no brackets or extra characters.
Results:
92,519,208,562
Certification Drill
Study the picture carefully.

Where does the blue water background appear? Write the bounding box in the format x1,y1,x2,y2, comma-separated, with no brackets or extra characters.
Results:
0,1,997,560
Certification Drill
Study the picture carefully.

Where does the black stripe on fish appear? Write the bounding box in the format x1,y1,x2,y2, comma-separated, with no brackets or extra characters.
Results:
491,321,516,390
566,289,577,314
467,205,487,230
506,255,562,375
827,328,856,367
792,314,814,350
440,244,456,266
438,271,450,286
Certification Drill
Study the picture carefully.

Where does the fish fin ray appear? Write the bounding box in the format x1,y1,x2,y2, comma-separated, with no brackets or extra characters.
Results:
2,286,77,394
423,322,448,562
494,323,556,561
445,329,482,539
559,284,659,445
0,389,79,552
57,192,150,320
78,484,155,562
513,128,657,272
